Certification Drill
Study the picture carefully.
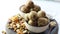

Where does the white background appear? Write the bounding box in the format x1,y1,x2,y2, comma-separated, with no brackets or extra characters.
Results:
0,0,60,34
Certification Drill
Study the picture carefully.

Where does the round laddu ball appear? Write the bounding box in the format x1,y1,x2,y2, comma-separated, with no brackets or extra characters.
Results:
25,13,29,21
29,11,38,21
28,20,34,26
20,5,30,13
28,20,36,26
25,0,34,8
38,18,49,26
31,5,41,12
38,11,46,18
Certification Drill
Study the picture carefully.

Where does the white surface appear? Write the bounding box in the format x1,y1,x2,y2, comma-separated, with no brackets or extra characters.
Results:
0,0,60,34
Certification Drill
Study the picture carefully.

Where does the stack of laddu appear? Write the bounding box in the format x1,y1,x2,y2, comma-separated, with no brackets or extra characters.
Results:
20,0,50,27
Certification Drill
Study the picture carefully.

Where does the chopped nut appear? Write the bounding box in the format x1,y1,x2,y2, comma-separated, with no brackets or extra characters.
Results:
16,29,24,34
20,19,24,25
12,24,16,28
19,16,24,21
12,22,16,25
10,15,19,23
20,23,25,29
50,21,56,27
16,29,20,33
21,23,25,26
16,23,20,28
23,30,27,33
16,14,21,17
7,19,12,24
2,31,6,34
8,22,16,29
14,28,17,31
9,23,14,28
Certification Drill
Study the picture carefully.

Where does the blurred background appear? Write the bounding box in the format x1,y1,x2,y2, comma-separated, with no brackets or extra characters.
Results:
51,0,60,1
47,0,60,1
